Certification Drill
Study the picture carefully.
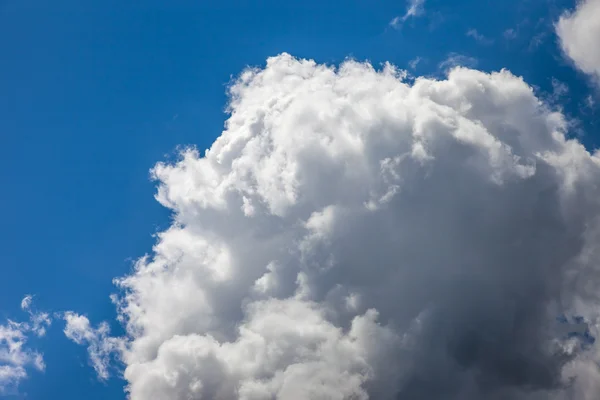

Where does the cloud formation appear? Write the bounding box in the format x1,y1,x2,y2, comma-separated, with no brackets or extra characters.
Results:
0,296,50,394
503,28,517,40
466,29,494,45
408,56,422,70
556,0,600,82
390,0,426,28
71,54,600,399
20,295,51,338
63,312,123,381
438,52,478,71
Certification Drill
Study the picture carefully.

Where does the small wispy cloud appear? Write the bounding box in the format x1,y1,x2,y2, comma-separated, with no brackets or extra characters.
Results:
390,0,426,29
20,295,33,311
20,295,51,337
389,16,402,29
585,95,595,110
0,296,50,395
577,95,596,117
438,53,478,72
466,29,494,45
408,56,423,70
551,78,569,98
528,17,549,51
403,0,426,20
63,312,123,381
529,31,547,50
544,78,570,107
503,28,517,40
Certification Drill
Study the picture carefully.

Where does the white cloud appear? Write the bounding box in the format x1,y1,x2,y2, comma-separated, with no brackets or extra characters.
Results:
20,295,51,337
529,31,548,50
438,52,478,71
403,0,425,19
20,295,33,311
551,77,569,98
466,29,493,45
408,56,422,70
390,0,426,28
71,54,600,399
544,78,570,108
0,296,49,395
63,312,123,381
503,28,517,40
584,95,595,110
556,0,600,82
389,16,401,29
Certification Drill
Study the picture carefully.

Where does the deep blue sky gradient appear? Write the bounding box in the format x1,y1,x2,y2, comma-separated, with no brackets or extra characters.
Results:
0,0,598,398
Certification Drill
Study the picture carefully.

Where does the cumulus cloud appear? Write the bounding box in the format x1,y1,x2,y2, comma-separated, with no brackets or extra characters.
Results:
71,54,600,399
556,0,600,82
0,296,49,394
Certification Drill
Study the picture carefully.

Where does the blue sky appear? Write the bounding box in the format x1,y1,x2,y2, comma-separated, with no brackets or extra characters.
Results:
1,0,599,399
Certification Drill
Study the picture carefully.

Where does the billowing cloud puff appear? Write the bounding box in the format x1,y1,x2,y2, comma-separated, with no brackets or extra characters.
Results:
556,0,600,82
71,54,600,399
0,296,50,394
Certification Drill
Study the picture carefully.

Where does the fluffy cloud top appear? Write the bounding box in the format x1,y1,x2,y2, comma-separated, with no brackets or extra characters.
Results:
556,0,600,82
0,296,50,395
69,54,600,399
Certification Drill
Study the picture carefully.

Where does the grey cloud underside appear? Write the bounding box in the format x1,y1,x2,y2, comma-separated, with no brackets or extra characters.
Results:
76,54,600,399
